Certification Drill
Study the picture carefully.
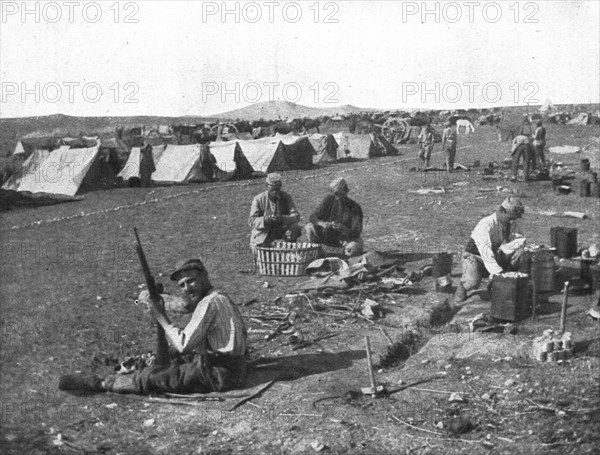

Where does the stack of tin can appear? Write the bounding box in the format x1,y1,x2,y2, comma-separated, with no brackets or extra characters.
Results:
532,329,573,362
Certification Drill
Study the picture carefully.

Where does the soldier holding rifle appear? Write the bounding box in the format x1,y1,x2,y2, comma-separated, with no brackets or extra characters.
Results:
59,232,248,395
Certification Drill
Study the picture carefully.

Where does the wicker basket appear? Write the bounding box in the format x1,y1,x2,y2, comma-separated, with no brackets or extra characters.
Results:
256,242,322,276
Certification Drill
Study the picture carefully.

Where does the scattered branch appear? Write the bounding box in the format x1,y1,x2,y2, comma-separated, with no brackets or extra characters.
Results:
391,415,442,435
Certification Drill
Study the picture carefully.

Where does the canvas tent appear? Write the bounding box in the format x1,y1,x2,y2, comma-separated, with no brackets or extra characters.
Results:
568,113,592,126
540,98,556,113
117,145,166,182
12,137,61,158
3,144,117,196
152,144,217,184
310,133,338,164
2,148,52,191
207,141,254,180
239,135,315,174
215,132,254,142
497,111,532,142
312,132,399,160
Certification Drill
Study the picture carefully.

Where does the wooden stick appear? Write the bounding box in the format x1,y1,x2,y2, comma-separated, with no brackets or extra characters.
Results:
365,336,377,398
560,281,569,335
391,415,442,435
411,387,471,395
531,272,537,321
378,327,394,345
228,377,279,411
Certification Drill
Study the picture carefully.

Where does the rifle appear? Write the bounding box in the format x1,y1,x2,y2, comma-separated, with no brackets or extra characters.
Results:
134,227,170,366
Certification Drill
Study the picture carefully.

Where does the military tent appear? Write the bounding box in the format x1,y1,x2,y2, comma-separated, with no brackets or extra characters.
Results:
2,148,52,191
215,132,254,142
240,135,315,174
540,98,556,113
12,137,61,158
322,133,394,160
568,113,592,126
496,111,532,142
5,144,117,196
117,145,166,182
308,133,326,154
207,141,254,180
152,144,217,184
311,133,341,164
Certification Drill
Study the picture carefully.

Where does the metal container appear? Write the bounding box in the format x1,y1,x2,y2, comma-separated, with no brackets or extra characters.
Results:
579,179,591,197
432,253,453,278
530,249,556,292
581,158,590,172
589,264,600,291
550,227,578,259
490,272,531,321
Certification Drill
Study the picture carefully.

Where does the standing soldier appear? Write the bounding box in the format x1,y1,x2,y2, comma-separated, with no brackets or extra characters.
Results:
532,120,547,169
417,123,435,169
441,120,458,173
139,142,156,188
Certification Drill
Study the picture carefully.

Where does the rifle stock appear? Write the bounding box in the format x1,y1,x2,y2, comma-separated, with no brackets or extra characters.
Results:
134,228,170,366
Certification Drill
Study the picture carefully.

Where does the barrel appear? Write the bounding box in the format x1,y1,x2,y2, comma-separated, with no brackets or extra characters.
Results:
550,227,578,259
590,182,600,198
531,249,556,292
579,179,590,197
432,253,453,278
581,158,590,172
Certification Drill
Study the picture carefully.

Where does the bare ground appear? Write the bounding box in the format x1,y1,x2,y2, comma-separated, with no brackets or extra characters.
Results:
1,124,599,454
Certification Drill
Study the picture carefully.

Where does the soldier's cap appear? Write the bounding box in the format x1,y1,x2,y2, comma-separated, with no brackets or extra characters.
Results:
170,258,205,281
500,196,525,218
330,177,349,193
266,173,283,187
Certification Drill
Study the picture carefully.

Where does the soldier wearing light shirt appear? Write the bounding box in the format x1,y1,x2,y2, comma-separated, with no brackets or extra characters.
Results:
455,197,528,303
60,258,248,395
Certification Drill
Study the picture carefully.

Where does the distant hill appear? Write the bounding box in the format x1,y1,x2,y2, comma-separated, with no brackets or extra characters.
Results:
211,101,370,121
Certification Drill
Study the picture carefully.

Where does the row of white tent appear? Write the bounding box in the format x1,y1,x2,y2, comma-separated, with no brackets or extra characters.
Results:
3,132,398,197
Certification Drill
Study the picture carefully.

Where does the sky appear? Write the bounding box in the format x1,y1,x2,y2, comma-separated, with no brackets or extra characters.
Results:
1,0,599,118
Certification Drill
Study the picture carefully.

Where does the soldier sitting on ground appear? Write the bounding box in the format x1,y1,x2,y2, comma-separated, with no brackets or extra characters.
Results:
59,258,248,395
305,177,364,257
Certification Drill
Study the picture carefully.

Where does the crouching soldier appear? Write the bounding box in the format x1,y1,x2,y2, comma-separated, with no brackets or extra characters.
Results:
455,197,529,303
511,135,535,182
305,177,364,257
59,258,248,394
